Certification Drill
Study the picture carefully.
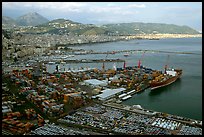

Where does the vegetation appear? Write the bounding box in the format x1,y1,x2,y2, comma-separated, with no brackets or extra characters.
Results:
102,22,200,35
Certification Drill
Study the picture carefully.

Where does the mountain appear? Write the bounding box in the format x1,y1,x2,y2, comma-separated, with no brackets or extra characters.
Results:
2,12,199,35
20,18,111,35
102,22,200,34
2,16,17,28
16,12,49,26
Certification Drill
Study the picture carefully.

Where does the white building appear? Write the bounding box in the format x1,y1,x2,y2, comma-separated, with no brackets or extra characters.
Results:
84,79,108,87
95,88,126,101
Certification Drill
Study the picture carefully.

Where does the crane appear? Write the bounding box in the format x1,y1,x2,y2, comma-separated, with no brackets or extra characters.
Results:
123,51,131,69
102,53,109,71
123,60,126,69
138,51,146,68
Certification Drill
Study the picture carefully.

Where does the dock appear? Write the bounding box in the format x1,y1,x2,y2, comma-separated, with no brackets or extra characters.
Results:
43,59,125,64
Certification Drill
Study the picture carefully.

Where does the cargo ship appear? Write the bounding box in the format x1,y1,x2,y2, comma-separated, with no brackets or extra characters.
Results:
149,69,182,90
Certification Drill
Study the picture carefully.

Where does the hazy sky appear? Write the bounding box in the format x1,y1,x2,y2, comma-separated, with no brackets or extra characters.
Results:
2,2,202,32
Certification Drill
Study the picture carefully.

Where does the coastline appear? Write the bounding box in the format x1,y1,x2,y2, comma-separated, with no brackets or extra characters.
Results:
124,33,202,40
2,33,201,63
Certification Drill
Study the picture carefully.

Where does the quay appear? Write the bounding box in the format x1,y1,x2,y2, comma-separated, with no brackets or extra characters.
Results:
103,102,157,116
42,59,125,64
56,103,202,135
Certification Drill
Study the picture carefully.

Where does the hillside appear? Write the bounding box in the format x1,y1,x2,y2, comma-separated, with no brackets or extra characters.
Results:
2,16,18,28
19,18,111,35
2,12,200,35
102,22,199,35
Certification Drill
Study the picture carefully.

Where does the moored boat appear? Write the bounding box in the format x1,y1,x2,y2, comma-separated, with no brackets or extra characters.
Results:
149,69,182,90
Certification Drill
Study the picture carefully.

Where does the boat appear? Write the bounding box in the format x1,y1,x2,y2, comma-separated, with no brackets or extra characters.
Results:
53,55,74,60
124,53,129,57
112,51,116,54
48,62,55,65
149,68,182,90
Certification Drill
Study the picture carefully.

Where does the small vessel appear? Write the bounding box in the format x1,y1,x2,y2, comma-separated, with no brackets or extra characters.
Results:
112,51,116,54
149,69,182,90
53,55,73,60
48,62,55,65
124,53,129,57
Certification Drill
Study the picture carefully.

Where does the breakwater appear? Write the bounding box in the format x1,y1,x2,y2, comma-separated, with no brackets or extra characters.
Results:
42,59,125,64
74,49,201,55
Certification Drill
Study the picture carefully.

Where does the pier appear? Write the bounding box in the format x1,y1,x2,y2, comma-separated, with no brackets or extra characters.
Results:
42,59,125,64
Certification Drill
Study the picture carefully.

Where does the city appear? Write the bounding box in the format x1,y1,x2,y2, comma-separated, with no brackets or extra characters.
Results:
2,2,202,135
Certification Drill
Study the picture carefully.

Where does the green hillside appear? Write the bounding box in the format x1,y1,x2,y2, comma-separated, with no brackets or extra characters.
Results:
19,19,111,35
102,22,199,35
2,12,200,35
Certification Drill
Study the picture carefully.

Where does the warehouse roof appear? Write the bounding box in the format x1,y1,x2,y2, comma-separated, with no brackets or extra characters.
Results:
96,88,126,100
84,79,107,86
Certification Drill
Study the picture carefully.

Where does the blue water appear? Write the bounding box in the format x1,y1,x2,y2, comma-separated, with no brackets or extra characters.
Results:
47,37,202,120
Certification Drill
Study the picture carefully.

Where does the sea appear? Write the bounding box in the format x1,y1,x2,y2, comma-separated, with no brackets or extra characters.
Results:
46,37,202,120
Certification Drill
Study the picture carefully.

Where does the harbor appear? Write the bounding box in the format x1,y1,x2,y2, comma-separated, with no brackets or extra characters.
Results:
2,2,202,135
2,37,202,135
2,58,202,135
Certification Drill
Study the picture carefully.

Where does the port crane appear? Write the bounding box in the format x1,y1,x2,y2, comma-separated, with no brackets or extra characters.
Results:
102,53,109,71
123,51,131,69
138,51,146,68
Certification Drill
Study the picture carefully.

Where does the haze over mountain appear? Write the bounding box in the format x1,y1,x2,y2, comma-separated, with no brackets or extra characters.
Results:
2,12,49,27
2,16,17,28
2,12,200,35
16,12,49,26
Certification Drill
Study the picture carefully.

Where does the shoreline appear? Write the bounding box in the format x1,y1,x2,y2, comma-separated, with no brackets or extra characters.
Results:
2,33,202,64
62,34,202,47
124,33,202,40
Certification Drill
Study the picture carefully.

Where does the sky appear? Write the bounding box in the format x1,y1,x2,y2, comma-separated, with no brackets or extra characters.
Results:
2,2,202,32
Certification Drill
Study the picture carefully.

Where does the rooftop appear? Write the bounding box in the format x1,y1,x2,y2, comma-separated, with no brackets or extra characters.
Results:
84,79,107,86
96,88,126,100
